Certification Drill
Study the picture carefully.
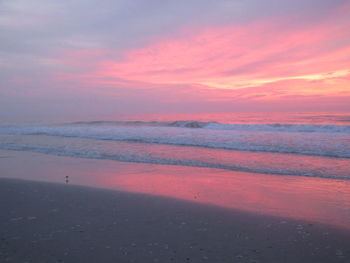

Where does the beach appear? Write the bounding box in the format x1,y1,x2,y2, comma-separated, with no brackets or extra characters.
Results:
1,149,350,262
1,113,350,262
1,178,350,263
2,0,350,261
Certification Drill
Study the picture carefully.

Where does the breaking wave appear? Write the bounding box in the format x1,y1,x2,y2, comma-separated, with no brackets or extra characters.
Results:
0,124,349,158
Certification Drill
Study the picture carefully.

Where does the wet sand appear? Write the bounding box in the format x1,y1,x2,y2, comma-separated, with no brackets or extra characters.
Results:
1,149,350,230
1,178,350,263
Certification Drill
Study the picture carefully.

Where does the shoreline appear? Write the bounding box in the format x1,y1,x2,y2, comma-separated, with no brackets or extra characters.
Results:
1,178,350,262
1,149,350,230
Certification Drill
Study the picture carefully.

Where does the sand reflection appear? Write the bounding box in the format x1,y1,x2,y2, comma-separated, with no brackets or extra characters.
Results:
1,149,349,230
108,166,350,230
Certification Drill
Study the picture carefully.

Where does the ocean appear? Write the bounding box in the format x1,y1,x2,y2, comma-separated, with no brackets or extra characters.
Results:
1,112,349,181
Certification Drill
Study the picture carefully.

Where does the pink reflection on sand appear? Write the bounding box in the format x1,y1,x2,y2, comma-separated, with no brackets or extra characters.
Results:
1,150,349,230
106,166,350,230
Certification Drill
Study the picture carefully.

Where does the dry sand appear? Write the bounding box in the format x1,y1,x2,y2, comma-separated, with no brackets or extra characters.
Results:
1,178,349,263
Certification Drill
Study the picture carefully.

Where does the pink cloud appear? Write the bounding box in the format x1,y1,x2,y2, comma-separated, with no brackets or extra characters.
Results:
55,2,350,111
89,15,348,97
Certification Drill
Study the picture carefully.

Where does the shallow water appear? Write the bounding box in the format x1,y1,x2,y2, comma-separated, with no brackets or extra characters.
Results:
0,112,349,179
1,112,350,229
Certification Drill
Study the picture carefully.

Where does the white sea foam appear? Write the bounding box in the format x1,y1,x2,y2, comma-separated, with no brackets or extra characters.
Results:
1,118,350,179
0,124,349,158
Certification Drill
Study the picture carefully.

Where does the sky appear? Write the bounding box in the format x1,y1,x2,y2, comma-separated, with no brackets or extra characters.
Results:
0,0,350,122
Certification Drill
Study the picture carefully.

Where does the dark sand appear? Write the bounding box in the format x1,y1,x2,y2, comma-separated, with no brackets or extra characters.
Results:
0,178,349,263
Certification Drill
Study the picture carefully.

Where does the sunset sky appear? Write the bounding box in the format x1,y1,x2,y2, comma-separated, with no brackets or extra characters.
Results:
1,0,349,122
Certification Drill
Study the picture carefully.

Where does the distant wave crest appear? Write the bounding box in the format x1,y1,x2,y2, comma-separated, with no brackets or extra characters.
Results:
65,120,350,133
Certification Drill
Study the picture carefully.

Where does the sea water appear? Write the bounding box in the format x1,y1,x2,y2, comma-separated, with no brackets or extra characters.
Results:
0,112,349,180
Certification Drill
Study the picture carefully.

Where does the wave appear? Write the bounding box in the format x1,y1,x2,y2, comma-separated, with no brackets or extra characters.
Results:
67,120,212,128
0,125,349,158
65,120,350,133
1,142,349,181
